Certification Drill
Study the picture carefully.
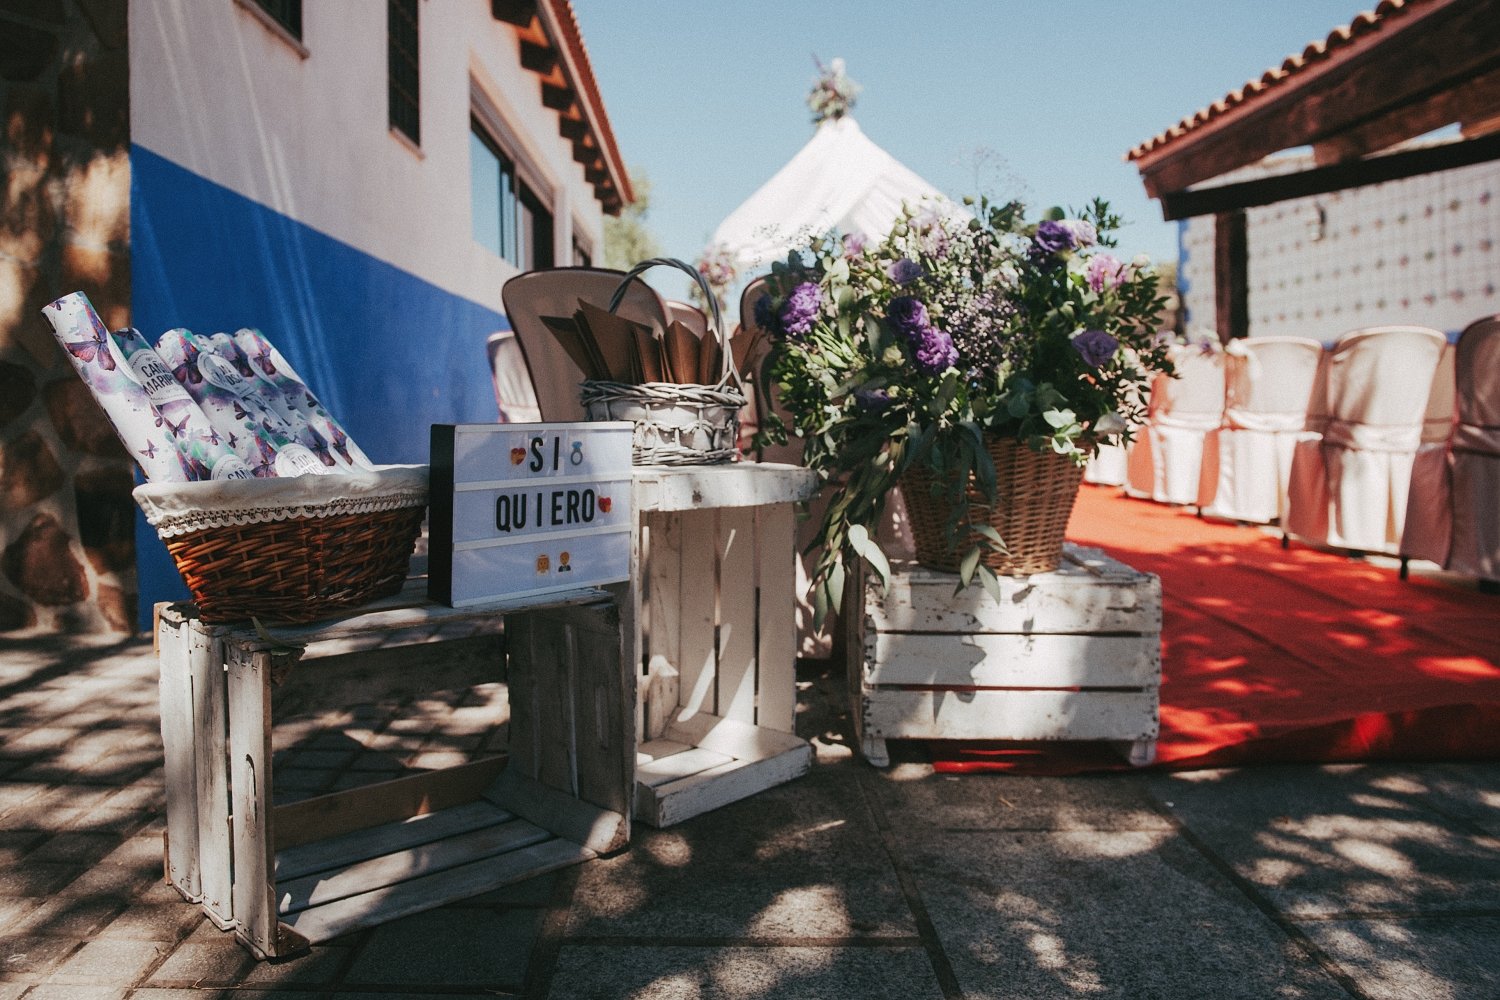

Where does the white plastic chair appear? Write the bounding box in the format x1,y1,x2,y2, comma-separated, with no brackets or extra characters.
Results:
1283,325,1447,554
1198,336,1324,523
1401,319,1499,583
500,266,671,421
1124,342,1225,505
485,331,543,423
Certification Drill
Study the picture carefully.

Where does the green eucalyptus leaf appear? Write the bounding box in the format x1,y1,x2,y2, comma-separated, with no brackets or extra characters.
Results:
958,545,981,588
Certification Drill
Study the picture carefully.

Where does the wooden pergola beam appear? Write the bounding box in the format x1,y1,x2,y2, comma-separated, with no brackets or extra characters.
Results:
1312,61,1500,165
1159,130,1500,220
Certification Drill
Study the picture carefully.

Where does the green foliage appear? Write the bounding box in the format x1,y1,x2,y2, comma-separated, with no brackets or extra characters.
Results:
603,168,661,270
753,198,1173,622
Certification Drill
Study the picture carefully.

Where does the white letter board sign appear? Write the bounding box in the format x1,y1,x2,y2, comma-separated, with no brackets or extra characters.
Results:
428,422,634,607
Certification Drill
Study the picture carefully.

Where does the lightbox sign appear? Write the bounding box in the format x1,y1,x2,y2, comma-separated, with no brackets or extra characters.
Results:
428,422,634,607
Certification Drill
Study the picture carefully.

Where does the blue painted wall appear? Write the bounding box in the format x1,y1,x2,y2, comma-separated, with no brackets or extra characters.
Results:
130,145,509,625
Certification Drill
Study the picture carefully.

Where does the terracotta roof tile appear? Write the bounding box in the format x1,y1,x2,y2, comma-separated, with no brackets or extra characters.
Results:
1127,0,1436,161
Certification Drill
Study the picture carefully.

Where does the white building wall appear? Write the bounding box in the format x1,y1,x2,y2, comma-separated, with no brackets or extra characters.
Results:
129,0,605,308
1178,156,1500,341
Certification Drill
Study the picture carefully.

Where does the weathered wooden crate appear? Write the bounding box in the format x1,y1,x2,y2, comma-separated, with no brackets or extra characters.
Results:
629,463,820,827
156,581,632,959
845,544,1162,768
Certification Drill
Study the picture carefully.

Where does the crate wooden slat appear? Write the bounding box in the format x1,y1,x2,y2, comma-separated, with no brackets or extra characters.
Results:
630,463,819,826
847,544,1162,768
156,587,632,959
633,714,813,827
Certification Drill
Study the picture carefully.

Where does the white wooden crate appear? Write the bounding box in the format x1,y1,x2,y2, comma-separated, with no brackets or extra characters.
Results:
845,544,1162,768
628,463,820,826
156,581,632,959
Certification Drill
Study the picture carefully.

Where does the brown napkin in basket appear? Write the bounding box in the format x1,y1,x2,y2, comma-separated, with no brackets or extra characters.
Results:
664,321,701,385
576,300,649,383
540,314,607,380
631,322,664,383
697,335,723,387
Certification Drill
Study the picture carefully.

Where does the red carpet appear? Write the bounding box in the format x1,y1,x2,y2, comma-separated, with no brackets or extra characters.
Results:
933,485,1500,773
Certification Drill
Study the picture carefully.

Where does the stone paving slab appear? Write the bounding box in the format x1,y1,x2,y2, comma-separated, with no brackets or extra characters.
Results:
1147,765,1500,917
1298,915,1500,1000
907,828,1352,1000
547,944,945,1000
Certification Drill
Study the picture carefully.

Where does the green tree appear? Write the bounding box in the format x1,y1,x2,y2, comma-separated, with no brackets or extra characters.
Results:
604,168,661,269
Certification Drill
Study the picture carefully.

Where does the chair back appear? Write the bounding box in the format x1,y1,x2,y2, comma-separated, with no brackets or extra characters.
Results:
665,300,709,340
1223,336,1323,433
1455,315,1500,456
485,331,542,423
1153,342,1225,428
500,267,671,421
1421,342,1457,445
1322,326,1447,451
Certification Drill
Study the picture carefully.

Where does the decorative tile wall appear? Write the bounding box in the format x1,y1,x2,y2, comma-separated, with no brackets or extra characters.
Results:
1178,154,1500,342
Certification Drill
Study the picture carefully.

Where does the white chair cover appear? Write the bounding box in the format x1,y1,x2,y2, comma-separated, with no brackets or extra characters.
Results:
1402,319,1500,578
1399,343,1456,565
1083,441,1129,486
1198,336,1324,523
1125,343,1225,504
1284,325,1447,553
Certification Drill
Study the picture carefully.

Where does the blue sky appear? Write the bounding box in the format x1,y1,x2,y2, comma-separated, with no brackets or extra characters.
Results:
572,0,1365,287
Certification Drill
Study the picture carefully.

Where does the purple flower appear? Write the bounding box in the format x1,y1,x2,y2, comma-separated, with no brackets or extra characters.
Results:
753,293,777,333
886,296,931,339
887,296,957,374
855,387,892,410
779,282,822,338
842,232,868,257
1086,254,1125,293
887,258,923,285
1033,219,1074,254
1072,329,1119,368
912,327,958,373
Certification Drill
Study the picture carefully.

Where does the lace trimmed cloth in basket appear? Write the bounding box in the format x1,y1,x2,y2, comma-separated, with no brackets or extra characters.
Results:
133,465,429,538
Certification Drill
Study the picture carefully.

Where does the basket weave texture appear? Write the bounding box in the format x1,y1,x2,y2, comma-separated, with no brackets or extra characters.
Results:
582,258,745,466
162,505,425,623
134,466,428,624
900,436,1084,576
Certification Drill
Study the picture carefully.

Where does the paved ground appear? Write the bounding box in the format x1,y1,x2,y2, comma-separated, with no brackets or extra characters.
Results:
1,632,1497,1000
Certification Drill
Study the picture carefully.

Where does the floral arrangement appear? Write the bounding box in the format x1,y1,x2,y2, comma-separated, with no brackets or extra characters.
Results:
808,57,860,125
753,197,1171,619
691,243,738,316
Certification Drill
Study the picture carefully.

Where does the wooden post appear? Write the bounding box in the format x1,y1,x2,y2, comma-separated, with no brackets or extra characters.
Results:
1213,209,1248,342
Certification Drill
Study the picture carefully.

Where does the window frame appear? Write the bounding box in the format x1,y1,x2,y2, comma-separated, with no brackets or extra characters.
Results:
387,0,421,146
235,0,309,57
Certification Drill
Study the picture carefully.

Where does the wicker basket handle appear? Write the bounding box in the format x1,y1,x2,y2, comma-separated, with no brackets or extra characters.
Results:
608,257,742,393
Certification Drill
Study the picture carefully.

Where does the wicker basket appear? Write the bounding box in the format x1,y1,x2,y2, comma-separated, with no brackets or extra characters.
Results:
580,258,746,465
900,437,1084,576
133,466,428,624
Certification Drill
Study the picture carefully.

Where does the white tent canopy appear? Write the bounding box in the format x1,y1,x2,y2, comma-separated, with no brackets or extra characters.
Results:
709,116,966,273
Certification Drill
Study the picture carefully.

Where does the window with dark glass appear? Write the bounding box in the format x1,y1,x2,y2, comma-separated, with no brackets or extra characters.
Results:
471,119,554,270
252,0,302,39
388,0,419,144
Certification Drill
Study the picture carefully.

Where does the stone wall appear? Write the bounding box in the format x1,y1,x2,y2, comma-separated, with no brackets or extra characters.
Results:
1,0,136,632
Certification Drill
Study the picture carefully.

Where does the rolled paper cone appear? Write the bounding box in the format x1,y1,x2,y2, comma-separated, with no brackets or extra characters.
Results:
157,328,331,478
40,292,190,482
204,332,348,470
233,328,374,468
112,328,253,481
